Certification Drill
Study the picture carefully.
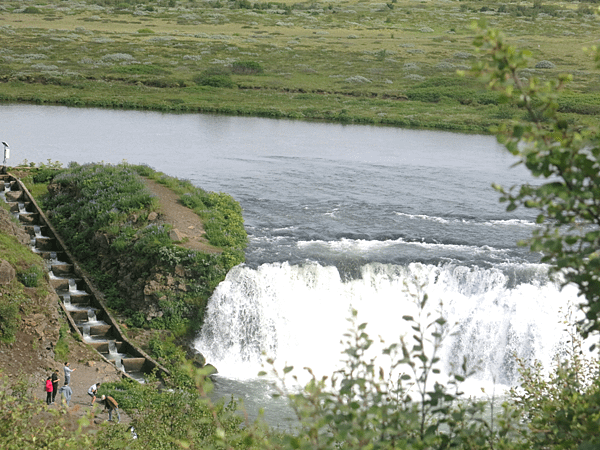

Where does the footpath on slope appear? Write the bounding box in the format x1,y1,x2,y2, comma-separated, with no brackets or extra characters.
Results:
0,175,218,429
141,177,221,254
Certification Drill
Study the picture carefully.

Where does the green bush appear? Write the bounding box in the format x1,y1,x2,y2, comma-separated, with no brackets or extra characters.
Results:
54,324,70,360
193,68,236,88
232,61,264,75
0,374,95,449
17,265,44,288
0,300,19,344
23,6,42,13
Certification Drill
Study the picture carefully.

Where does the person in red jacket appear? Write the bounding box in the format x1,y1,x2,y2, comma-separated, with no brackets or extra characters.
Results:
45,376,53,405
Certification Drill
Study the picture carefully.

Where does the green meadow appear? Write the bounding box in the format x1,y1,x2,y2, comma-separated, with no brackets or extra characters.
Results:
0,0,599,131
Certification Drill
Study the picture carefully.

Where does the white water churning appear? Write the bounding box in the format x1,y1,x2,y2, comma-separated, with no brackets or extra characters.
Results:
195,260,582,393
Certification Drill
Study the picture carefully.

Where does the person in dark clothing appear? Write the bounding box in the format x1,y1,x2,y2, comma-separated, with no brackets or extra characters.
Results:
51,369,60,403
101,395,120,423
45,376,53,405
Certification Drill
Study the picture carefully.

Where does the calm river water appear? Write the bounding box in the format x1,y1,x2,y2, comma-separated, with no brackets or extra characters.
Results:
0,104,582,427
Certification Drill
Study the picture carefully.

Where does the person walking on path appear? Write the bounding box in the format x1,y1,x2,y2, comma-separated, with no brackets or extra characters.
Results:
63,362,75,385
45,376,53,405
101,395,120,423
57,383,73,407
88,382,100,406
51,369,60,403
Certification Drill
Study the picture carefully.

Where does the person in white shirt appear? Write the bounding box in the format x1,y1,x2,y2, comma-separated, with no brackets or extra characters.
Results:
88,382,101,405
63,362,75,385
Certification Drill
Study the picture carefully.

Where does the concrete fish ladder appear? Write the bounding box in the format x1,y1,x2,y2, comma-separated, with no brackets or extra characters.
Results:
0,173,170,383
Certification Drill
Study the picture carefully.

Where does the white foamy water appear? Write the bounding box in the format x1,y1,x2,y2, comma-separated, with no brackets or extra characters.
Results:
195,261,585,396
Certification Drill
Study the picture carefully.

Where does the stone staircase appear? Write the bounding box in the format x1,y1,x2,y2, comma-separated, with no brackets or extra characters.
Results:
1,173,169,383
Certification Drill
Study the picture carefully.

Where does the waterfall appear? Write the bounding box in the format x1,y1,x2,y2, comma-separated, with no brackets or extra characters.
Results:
68,279,77,292
87,309,97,323
108,342,125,372
18,202,26,213
62,292,71,307
34,225,42,237
195,261,585,392
82,324,91,341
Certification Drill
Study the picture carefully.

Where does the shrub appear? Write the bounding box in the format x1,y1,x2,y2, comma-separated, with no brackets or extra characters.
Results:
231,60,264,74
23,6,42,13
0,300,19,343
535,60,556,69
193,68,236,88
17,265,44,288
54,324,70,360
40,163,246,335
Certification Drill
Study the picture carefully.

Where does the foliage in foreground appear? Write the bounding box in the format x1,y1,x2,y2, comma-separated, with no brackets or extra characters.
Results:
471,22,600,337
0,374,95,449
97,371,248,450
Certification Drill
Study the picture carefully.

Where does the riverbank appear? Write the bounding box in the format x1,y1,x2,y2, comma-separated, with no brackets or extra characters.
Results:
1,0,599,133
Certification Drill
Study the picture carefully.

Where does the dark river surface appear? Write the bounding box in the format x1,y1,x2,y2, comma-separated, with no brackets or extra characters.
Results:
0,104,583,428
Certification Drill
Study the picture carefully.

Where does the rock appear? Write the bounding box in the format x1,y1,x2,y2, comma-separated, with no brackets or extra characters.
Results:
189,351,206,368
0,260,16,285
147,212,158,221
169,228,184,242
204,364,218,376
87,361,96,367
143,280,161,296
144,304,163,321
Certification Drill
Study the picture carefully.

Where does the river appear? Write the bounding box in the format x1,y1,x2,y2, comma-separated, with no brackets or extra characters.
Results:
0,104,582,428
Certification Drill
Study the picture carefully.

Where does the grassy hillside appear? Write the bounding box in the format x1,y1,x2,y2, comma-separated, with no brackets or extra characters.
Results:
31,162,246,337
0,0,599,131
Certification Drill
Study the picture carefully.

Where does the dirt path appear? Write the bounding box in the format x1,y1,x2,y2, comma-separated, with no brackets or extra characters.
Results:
141,177,221,254
30,339,132,426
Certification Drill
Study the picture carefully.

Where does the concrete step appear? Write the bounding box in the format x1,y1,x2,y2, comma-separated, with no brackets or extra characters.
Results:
5,190,24,202
50,264,74,277
78,323,112,338
34,236,57,251
122,358,147,373
18,212,39,224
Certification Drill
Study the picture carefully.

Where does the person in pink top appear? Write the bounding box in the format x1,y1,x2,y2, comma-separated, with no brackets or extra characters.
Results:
45,376,53,405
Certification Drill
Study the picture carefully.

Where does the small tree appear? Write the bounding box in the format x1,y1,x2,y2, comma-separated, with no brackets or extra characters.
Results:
471,22,600,338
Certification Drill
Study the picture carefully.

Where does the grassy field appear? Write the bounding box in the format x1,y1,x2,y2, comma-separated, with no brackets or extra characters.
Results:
0,0,599,132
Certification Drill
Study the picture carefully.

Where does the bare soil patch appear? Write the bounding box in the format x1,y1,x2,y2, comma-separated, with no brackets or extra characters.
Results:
142,177,221,254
